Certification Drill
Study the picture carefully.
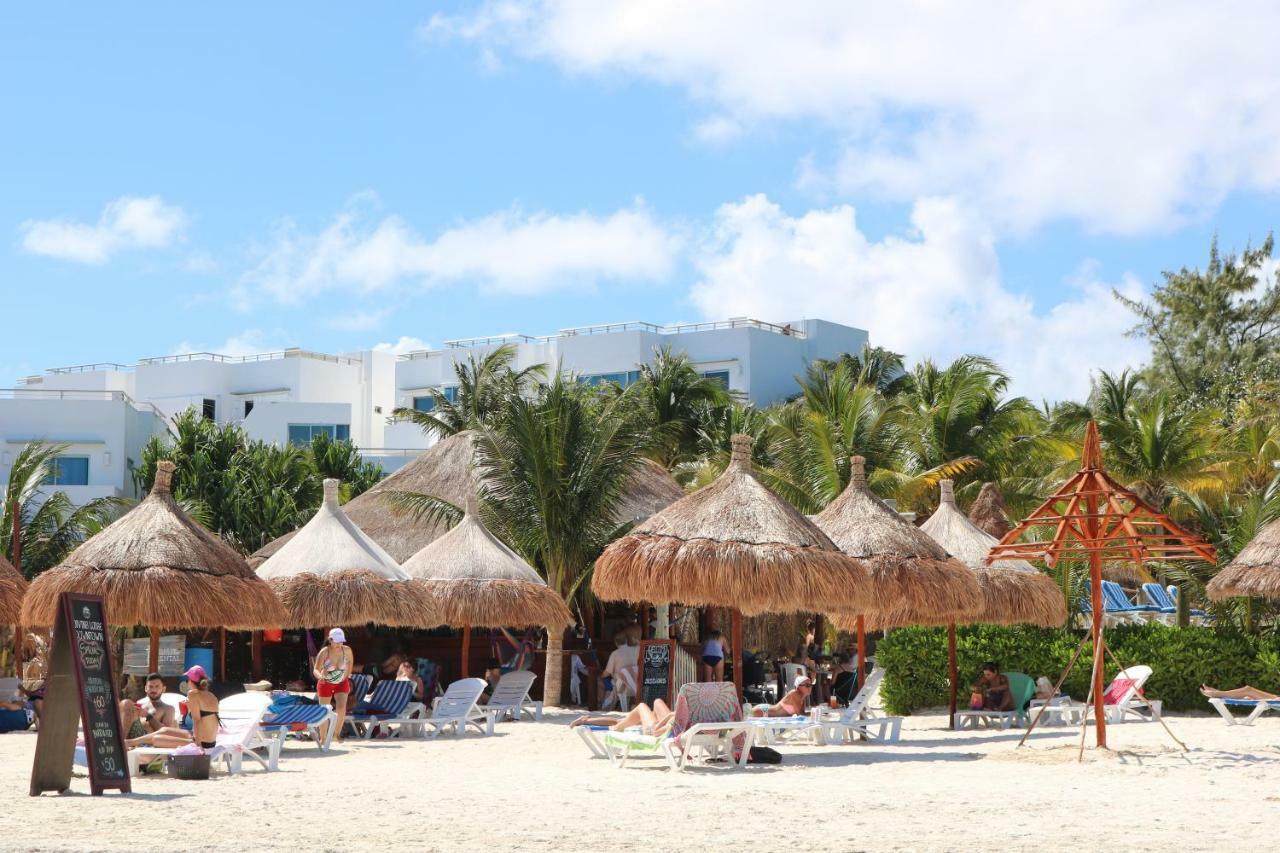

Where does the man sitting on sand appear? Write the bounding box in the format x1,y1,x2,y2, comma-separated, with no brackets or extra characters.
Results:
1200,685,1280,701
139,672,177,732
568,699,675,735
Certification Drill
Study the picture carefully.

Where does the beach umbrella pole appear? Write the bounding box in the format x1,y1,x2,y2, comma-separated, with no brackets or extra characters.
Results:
251,631,263,681
461,624,471,678
856,615,866,680
148,626,159,674
1088,549,1107,748
730,609,743,703
219,628,227,681
947,623,957,730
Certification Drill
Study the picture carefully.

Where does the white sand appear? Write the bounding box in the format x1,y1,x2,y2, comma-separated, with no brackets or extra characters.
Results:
1,709,1278,851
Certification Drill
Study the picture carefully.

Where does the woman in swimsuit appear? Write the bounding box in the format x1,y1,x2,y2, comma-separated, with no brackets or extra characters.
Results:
314,627,354,744
184,665,221,749
752,674,812,717
972,662,1013,712
700,630,729,682
567,699,674,735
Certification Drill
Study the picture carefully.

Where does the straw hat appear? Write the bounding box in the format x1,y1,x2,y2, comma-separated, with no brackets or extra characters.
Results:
0,555,27,625
967,481,1014,539
21,461,283,630
251,430,684,565
401,495,572,629
1207,517,1280,600
815,457,982,628
255,479,437,628
593,434,873,615
921,480,1065,627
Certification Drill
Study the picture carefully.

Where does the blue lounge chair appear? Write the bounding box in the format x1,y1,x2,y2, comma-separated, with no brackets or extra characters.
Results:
1141,583,1208,623
1102,581,1161,620
348,673,373,704
1207,695,1280,725
348,679,415,738
1081,581,1147,625
260,703,338,750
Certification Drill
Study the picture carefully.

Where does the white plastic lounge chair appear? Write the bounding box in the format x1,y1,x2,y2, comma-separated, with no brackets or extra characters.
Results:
478,670,543,722
603,682,751,772
348,680,415,739
420,678,498,737
1105,665,1162,722
126,692,281,776
1207,695,1280,725
260,702,338,749
809,668,903,744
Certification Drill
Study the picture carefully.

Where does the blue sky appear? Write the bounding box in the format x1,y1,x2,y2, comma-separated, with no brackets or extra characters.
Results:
4,2,1279,401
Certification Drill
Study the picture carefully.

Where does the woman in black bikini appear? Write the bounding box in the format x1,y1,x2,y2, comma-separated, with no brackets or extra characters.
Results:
184,665,221,749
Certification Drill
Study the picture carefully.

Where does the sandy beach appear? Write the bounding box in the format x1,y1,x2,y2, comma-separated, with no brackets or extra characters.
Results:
1,708,1277,852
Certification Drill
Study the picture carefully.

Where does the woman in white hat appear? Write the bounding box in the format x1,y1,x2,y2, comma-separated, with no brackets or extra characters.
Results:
313,628,354,743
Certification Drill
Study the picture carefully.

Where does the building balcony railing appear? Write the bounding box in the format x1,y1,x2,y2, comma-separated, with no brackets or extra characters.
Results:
42,362,132,375
0,388,165,417
136,347,361,367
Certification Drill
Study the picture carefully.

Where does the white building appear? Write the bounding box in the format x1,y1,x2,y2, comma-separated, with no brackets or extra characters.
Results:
1,317,868,500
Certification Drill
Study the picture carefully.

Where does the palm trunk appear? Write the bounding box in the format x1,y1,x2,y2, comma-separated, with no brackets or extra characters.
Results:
544,629,564,708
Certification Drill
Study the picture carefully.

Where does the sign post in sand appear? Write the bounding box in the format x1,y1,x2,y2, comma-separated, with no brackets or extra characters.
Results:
29,592,130,796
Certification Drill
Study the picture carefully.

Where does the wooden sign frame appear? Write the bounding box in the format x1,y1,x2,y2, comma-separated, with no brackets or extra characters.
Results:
30,592,131,796
638,638,676,708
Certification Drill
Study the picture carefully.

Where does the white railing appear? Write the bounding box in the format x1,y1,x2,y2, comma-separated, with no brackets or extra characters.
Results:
136,348,361,367
442,333,541,349
42,362,132,375
0,389,164,417
357,447,427,458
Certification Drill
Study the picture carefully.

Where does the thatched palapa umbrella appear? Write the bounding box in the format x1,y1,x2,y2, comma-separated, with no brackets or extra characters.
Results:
593,434,872,698
921,480,1067,726
402,495,572,676
251,429,684,565
255,479,437,628
22,461,283,671
1207,518,1280,601
968,482,1014,539
0,555,25,627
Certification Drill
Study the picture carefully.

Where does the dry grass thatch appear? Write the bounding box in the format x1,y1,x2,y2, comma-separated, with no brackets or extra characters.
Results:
1208,517,1280,600
21,462,283,630
256,479,437,627
402,498,572,629
968,482,1014,539
250,430,685,565
814,459,981,626
593,435,873,615
918,480,1065,627
0,555,28,625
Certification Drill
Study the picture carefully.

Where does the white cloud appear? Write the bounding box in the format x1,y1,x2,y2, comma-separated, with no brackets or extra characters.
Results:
328,309,391,332
433,1,1280,233
689,194,1146,401
234,196,680,308
20,196,186,264
692,115,742,145
373,336,433,355
170,329,286,358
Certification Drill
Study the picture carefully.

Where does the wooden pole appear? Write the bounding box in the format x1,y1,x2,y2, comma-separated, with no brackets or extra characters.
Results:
11,502,23,678
250,631,263,681
730,608,743,703
1088,554,1107,748
148,626,160,674
947,622,958,730
460,624,471,679
856,615,867,679
218,628,227,681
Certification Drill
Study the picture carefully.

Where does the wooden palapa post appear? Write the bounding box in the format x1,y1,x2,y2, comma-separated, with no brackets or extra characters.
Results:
947,622,958,729
148,626,159,674
219,627,227,681
460,624,471,678
856,615,866,679
250,630,263,681
730,609,743,702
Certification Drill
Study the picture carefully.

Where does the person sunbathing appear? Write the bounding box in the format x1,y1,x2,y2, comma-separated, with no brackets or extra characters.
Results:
1200,685,1280,701
568,699,674,735
752,674,812,717
118,700,193,749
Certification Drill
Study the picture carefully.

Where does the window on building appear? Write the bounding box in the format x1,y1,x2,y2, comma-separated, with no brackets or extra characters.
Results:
412,387,457,413
581,370,642,388
202,398,216,421
45,455,89,486
700,370,731,389
244,400,255,418
287,424,351,446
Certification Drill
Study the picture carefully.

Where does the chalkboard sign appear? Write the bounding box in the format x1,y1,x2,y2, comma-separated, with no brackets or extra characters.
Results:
638,639,675,707
30,593,131,796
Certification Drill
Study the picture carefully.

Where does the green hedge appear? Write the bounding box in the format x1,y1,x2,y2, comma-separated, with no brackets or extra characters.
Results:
875,623,1280,715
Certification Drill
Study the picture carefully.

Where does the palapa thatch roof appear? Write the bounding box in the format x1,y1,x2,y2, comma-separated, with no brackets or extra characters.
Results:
592,434,872,615
816,458,982,629
920,481,1065,627
1207,517,1280,600
256,479,438,628
0,555,27,625
968,482,1014,539
401,497,572,630
250,430,684,565
21,461,283,630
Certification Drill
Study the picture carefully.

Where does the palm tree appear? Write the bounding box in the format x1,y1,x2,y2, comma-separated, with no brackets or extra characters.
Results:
632,345,732,467
472,371,654,704
392,344,546,440
813,344,908,394
1,441,125,576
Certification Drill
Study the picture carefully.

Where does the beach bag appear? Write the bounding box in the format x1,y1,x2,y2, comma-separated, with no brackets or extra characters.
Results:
748,745,782,764
969,693,984,710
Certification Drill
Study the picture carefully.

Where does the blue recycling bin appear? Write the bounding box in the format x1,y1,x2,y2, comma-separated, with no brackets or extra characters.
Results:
183,647,214,681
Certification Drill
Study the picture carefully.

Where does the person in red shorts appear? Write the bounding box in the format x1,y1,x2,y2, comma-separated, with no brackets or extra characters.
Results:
314,627,354,743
